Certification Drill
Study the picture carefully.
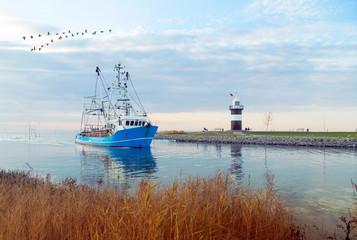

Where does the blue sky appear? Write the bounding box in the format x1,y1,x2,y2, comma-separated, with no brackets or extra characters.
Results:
0,0,356,131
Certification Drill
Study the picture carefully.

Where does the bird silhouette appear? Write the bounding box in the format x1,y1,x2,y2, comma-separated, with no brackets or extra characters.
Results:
28,27,112,52
23,37,26,40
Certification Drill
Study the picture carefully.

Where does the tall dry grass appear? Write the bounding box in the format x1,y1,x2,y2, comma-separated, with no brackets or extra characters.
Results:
0,170,303,239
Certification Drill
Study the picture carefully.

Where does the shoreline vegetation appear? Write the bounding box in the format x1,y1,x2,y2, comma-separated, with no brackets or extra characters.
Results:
155,131,357,148
0,170,356,239
0,170,303,239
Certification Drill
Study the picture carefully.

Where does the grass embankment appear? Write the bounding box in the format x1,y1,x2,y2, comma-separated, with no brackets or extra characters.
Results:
158,130,237,137
0,170,303,239
246,131,357,138
159,130,357,138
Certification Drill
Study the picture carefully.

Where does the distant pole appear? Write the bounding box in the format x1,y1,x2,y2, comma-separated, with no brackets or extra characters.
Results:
323,115,326,132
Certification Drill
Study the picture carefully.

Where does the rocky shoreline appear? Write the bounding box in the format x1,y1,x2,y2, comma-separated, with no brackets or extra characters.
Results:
154,134,357,148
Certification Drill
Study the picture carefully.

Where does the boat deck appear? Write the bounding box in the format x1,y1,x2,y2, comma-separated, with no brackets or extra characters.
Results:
79,129,111,137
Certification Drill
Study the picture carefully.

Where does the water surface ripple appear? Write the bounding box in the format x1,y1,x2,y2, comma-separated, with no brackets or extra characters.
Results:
0,130,356,232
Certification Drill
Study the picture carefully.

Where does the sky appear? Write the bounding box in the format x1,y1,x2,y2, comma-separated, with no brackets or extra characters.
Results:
0,0,356,132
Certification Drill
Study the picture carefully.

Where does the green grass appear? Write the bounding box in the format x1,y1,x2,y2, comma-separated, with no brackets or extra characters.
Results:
246,131,357,138
158,131,237,137
158,131,357,138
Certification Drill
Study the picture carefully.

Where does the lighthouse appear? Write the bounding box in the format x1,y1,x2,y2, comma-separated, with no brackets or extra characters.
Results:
229,93,244,131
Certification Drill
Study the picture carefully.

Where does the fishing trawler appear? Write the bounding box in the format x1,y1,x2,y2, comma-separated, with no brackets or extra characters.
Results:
75,63,158,148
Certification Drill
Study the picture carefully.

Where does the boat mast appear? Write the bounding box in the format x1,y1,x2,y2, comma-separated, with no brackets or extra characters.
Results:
114,63,130,116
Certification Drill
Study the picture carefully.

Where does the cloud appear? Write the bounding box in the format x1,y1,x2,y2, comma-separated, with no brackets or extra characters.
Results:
1,26,356,113
245,0,329,23
0,15,60,42
0,5,356,131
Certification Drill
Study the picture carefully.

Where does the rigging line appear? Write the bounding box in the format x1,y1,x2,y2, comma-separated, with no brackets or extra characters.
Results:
127,73,153,123
128,73,146,114
94,74,99,97
89,75,100,117
127,90,144,112
99,71,111,92
128,92,144,114
126,94,139,116
98,72,118,117
128,91,152,123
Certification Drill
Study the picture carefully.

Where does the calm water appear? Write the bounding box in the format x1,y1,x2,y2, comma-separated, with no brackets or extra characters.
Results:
1,130,356,232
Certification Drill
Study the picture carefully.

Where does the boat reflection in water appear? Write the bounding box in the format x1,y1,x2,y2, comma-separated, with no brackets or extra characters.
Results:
78,146,157,189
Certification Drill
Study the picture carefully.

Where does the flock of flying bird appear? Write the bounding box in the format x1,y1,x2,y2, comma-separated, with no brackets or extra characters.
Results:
23,29,112,51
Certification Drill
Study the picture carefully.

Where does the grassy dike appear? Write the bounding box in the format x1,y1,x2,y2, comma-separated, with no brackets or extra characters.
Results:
0,170,307,239
158,130,357,138
245,131,357,138
156,131,357,148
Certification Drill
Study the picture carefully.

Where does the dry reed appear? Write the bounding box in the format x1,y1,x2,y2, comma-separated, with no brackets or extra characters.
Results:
0,170,303,239
335,180,357,240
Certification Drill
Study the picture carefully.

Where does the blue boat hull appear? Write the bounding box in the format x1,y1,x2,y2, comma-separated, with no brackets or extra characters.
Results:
75,126,158,148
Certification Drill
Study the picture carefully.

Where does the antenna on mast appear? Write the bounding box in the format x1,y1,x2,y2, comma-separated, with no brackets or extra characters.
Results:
114,63,125,87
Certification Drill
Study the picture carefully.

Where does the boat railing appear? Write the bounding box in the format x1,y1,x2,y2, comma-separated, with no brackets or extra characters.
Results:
81,125,112,137
84,124,106,131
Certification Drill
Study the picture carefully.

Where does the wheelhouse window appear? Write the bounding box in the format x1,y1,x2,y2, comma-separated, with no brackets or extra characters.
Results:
135,121,138,126
126,121,129,126
130,121,134,126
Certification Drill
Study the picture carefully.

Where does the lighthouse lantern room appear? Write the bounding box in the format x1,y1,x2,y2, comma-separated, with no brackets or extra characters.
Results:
229,93,244,131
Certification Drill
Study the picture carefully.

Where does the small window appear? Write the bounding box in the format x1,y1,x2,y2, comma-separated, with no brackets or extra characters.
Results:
135,121,138,126
138,121,142,126
130,121,134,126
126,121,129,126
